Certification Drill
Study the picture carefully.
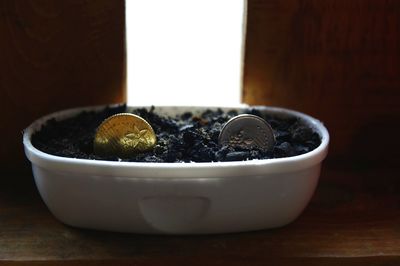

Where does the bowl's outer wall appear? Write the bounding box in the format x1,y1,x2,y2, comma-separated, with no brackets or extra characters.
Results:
33,164,321,234
25,105,329,234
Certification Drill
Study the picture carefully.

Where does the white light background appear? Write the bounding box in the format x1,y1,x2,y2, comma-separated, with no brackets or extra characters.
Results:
126,0,246,106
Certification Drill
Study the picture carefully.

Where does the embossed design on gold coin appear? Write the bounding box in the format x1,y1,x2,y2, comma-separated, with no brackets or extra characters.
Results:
94,113,156,158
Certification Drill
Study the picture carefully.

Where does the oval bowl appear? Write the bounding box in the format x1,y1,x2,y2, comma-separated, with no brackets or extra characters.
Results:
23,105,329,234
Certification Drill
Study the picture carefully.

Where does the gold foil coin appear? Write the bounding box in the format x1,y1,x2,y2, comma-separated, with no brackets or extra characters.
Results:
94,113,157,158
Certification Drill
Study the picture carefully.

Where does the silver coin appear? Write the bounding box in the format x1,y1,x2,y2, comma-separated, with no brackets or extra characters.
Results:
218,114,276,152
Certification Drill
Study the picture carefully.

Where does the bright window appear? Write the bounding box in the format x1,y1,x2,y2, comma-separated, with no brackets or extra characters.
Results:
126,0,246,106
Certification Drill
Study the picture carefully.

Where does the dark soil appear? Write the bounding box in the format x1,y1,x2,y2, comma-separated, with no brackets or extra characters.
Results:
31,105,321,162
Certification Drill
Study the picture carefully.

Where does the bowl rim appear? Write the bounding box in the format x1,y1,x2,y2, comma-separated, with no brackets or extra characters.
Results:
23,104,329,178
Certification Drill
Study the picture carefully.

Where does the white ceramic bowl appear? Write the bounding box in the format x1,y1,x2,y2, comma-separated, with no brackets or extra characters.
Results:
23,105,329,234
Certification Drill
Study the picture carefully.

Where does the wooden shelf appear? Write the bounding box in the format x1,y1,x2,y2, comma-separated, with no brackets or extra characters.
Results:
1,163,399,265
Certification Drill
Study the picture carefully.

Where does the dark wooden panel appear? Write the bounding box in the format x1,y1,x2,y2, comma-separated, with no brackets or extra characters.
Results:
0,0,126,173
243,0,400,165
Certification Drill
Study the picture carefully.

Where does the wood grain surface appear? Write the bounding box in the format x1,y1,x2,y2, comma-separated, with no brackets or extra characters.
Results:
243,0,400,165
0,0,125,174
0,164,399,265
